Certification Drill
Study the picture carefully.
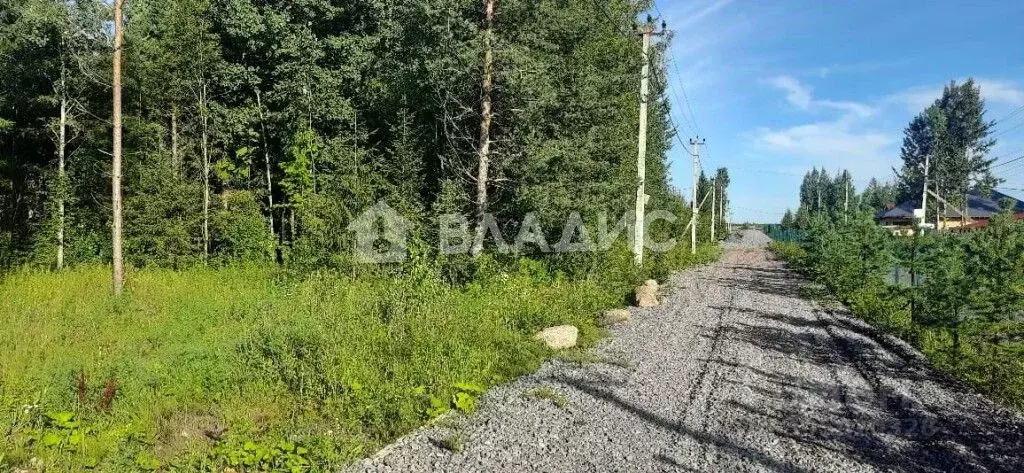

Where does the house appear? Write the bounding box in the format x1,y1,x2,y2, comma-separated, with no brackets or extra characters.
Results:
876,189,1024,234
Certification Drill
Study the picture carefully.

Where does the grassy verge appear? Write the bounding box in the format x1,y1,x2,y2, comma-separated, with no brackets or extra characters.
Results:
0,244,720,471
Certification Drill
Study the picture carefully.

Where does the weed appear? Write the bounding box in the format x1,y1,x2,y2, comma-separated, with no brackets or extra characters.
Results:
601,355,633,369
436,434,465,453
100,377,117,412
75,371,87,407
553,349,601,365
524,387,567,408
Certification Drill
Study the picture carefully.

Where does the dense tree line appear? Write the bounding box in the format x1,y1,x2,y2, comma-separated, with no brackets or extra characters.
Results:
1,0,710,273
780,168,896,229
781,79,998,231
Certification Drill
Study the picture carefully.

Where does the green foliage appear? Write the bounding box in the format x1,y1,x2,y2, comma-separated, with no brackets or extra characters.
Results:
524,386,567,408
210,191,275,263
0,244,718,471
767,241,807,268
896,79,998,205
784,204,1024,410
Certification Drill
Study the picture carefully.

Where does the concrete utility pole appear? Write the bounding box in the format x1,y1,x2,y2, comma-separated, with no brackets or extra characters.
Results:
111,0,125,295
844,177,849,224
690,137,705,254
919,151,930,230
471,0,495,258
710,178,716,242
633,20,656,266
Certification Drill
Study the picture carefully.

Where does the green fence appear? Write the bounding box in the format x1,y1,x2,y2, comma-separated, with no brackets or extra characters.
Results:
763,225,805,243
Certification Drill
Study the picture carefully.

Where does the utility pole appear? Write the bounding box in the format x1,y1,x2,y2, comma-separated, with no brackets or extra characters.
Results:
690,137,705,254
919,151,930,231
844,176,849,224
632,19,658,266
963,147,971,228
710,178,716,242
111,0,125,295
471,0,495,258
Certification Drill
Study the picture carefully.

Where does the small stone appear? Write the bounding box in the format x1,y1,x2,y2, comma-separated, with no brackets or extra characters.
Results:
600,309,631,326
635,285,659,307
644,279,659,289
533,325,579,350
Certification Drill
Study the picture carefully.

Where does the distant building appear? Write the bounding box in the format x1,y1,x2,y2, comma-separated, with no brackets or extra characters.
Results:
876,189,1024,234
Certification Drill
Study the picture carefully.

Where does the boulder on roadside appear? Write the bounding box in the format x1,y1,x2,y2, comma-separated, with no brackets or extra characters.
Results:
635,285,659,308
600,309,631,326
534,325,579,350
644,279,659,289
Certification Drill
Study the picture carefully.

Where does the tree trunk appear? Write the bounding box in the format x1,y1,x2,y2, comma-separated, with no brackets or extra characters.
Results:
471,0,495,258
201,82,210,263
111,0,125,295
57,48,67,271
255,88,275,238
171,105,180,177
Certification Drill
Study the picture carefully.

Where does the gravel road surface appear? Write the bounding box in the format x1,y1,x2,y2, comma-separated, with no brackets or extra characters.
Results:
349,230,1024,472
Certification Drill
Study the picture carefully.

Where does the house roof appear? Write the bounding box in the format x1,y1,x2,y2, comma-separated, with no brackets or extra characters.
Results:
876,190,1024,221
951,213,1024,232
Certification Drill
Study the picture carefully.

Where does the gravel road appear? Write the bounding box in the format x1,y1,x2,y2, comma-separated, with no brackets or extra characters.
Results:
349,230,1024,472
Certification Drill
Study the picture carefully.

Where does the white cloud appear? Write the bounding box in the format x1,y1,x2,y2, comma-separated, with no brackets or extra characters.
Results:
768,75,876,118
769,75,812,109
888,79,1024,113
675,0,737,29
752,121,896,181
976,79,1024,106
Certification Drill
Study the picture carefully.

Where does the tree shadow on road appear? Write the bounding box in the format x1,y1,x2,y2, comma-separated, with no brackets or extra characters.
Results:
554,376,817,473
715,311,1024,473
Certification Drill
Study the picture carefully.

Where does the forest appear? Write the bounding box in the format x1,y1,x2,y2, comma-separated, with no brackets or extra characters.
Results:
772,79,1024,412
0,0,734,471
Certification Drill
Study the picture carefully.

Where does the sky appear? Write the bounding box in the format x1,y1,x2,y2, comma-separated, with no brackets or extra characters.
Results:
653,0,1024,223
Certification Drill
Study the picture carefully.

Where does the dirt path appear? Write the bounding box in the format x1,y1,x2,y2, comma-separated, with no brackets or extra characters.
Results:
349,230,1024,472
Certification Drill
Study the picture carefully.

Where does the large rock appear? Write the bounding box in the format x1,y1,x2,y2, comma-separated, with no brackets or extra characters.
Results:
533,325,579,350
644,279,659,289
635,285,659,308
600,309,631,326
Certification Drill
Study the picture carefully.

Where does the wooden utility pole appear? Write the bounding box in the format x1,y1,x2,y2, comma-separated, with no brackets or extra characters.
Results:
690,137,704,254
111,0,125,295
471,0,495,258
632,20,655,266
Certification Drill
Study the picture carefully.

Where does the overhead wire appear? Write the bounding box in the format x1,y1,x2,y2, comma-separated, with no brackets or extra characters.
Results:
593,0,716,190
992,153,1024,169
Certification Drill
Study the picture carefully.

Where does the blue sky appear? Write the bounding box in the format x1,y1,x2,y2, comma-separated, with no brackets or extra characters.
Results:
653,0,1024,223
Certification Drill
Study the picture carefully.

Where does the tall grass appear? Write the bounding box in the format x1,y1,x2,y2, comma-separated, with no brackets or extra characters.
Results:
0,244,720,471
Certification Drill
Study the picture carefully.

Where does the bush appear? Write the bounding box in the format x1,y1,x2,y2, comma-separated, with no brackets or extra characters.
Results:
767,241,807,268
210,191,276,263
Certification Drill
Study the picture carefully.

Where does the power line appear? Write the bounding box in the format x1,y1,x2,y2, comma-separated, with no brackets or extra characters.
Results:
664,51,702,137
992,153,1024,169
591,2,710,175
992,120,1024,139
992,104,1024,127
